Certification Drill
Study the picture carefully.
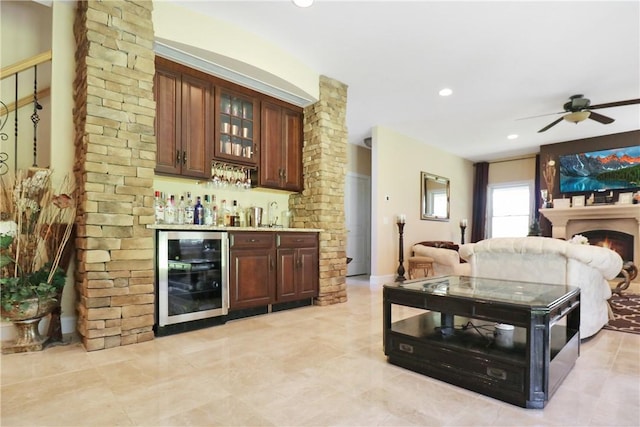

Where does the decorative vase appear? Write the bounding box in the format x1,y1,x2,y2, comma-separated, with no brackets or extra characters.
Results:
1,296,57,354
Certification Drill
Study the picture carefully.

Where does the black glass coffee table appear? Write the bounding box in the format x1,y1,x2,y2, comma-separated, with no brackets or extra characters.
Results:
383,275,580,409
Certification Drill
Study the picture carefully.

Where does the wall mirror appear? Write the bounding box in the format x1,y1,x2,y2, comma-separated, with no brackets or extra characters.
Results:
421,172,450,221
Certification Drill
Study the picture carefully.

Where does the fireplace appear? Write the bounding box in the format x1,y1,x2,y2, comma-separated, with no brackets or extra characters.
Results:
581,230,634,262
539,204,640,268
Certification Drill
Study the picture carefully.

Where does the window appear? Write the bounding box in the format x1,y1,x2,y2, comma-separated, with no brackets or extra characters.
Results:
488,182,533,238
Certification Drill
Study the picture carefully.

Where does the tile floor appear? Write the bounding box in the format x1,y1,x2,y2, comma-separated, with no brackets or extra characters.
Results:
1,276,639,426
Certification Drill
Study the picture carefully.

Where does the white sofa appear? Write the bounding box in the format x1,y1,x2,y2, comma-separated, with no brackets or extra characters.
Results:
459,237,623,339
411,244,471,277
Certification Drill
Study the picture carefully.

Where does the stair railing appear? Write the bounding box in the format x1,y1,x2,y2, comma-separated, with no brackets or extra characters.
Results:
0,49,52,175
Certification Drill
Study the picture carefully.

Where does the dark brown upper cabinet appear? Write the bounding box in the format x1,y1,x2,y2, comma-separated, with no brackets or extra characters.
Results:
154,59,213,179
260,101,303,192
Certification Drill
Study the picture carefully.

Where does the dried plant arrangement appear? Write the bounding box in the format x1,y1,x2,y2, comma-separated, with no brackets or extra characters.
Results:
0,168,76,312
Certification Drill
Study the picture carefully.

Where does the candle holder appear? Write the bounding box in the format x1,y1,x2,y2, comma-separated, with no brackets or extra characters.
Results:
459,219,468,244
396,221,406,282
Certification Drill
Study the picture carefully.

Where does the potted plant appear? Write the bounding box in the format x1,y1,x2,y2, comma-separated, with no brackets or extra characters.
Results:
0,168,75,353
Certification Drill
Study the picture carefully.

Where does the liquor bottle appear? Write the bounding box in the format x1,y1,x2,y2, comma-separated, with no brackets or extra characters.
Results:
154,190,165,224
220,199,231,227
203,195,214,226
177,195,186,225
211,195,219,227
164,194,176,224
185,192,194,224
194,196,204,225
232,200,241,227
237,203,246,227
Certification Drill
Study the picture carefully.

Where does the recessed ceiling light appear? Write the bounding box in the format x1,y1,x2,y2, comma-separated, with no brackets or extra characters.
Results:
507,134,518,140
439,88,453,97
292,0,314,7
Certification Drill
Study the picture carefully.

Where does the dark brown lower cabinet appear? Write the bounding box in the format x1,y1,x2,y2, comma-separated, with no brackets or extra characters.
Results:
276,233,319,302
229,231,319,310
228,232,275,310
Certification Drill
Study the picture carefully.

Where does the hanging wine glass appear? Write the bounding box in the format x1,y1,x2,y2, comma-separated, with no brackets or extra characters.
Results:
244,168,252,190
211,162,221,188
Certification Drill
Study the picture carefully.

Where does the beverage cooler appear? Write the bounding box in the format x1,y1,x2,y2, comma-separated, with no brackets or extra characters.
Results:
156,230,228,334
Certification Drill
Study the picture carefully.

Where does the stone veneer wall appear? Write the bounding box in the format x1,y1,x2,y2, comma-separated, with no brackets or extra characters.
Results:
291,76,348,305
73,0,156,351
71,1,347,350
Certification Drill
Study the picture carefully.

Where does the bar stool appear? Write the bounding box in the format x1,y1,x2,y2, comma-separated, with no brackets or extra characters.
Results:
408,256,434,279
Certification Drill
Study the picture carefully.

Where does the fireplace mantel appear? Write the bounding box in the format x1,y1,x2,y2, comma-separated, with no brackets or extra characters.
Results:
540,204,640,267
540,204,640,230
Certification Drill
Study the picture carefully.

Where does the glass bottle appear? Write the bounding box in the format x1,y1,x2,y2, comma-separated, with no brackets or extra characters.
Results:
220,199,231,227
232,200,241,227
177,195,186,225
154,190,165,224
185,192,194,224
194,196,204,225
203,195,214,226
211,195,219,227
164,194,176,224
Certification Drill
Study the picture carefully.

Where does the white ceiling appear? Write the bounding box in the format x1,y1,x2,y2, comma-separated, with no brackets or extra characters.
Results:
174,0,640,162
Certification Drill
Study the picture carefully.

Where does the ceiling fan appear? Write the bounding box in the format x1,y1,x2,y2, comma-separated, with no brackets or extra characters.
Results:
537,94,640,133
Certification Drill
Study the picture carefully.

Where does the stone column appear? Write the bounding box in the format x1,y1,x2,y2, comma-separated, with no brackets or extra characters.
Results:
291,76,348,305
73,0,156,350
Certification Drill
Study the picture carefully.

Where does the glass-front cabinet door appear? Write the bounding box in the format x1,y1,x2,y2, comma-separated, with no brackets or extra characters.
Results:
214,88,258,166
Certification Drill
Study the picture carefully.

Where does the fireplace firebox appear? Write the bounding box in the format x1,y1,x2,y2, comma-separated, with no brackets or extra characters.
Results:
581,230,634,262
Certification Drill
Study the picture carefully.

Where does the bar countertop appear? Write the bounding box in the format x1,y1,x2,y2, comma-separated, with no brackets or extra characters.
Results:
147,224,323,232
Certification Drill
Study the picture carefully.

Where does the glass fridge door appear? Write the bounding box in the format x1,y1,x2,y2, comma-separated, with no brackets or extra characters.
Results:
158,231,228,326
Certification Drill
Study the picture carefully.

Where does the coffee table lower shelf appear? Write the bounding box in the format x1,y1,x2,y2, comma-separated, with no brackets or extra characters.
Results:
385,312,579,409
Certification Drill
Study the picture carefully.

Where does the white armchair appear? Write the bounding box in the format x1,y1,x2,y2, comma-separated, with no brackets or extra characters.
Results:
459,237,623,339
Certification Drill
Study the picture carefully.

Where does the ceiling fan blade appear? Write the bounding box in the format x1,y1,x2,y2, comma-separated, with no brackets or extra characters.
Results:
538,117,564,133
517,111,564,120
589,98,640,109
588,111,615,124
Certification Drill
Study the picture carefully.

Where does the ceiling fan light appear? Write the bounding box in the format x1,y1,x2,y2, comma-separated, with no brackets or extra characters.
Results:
292,0,314,7
563,111,591,124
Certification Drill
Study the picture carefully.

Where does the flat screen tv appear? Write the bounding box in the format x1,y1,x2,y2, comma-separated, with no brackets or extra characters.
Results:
559,145,640,193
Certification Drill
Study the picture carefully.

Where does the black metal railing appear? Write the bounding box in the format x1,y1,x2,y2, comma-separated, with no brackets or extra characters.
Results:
0,50,52,175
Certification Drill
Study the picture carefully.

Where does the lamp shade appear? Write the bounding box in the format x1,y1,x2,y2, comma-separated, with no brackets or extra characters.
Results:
563,111,591,124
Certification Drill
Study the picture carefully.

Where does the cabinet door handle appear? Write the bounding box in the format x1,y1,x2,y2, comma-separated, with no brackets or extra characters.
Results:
297,257,302,269
176,150,181,164
269,255,274,271
182,151,187,164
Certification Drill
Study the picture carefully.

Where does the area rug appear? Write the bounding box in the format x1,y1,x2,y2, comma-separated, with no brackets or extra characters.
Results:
604,293,640,335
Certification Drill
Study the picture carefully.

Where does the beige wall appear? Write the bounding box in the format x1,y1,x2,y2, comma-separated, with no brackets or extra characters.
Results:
347,144,372,176
152,2,319,103
0,0,52,170
370,126,474,284
1,0,76,339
